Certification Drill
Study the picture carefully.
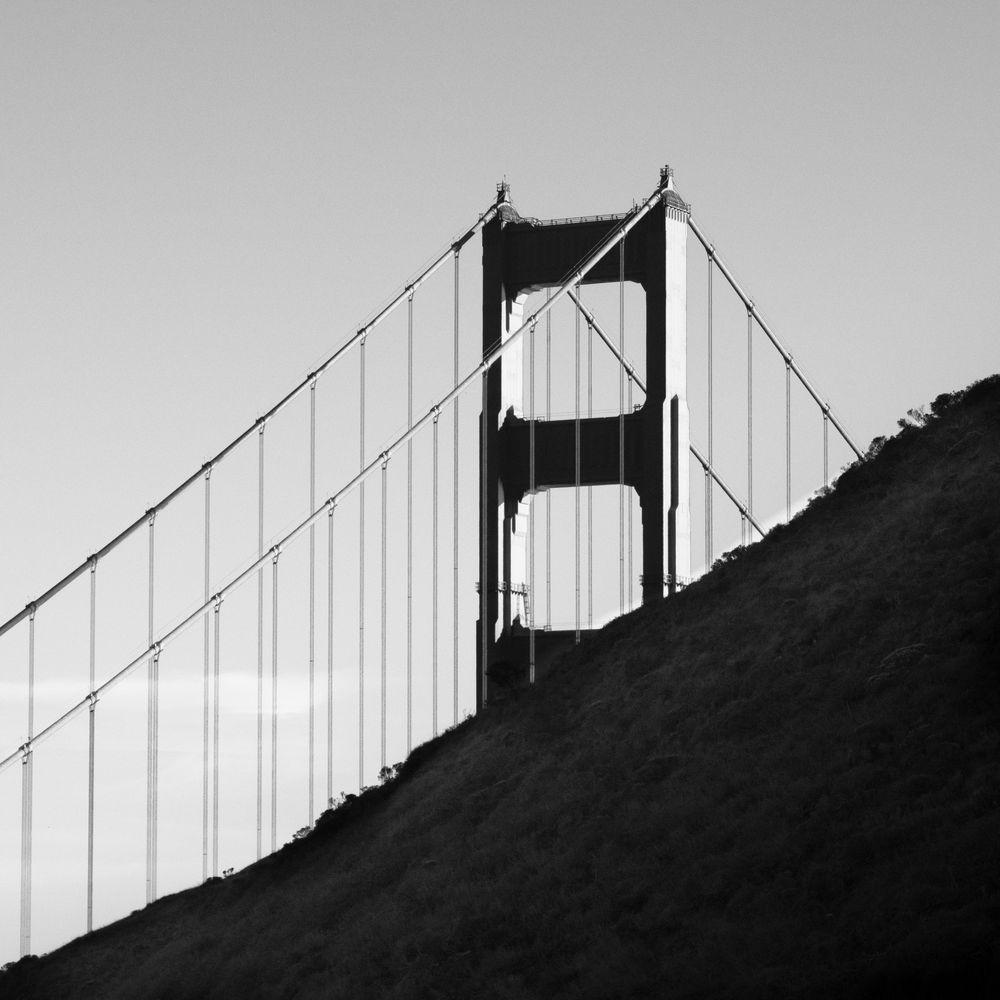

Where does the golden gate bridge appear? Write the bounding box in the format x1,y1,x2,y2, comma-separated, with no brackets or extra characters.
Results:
0,166,861,961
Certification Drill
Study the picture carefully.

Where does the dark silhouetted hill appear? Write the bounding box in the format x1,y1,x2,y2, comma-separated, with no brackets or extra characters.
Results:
3,375,999,999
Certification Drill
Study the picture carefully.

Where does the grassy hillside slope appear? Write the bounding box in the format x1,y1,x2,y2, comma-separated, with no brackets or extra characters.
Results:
3,376,999,999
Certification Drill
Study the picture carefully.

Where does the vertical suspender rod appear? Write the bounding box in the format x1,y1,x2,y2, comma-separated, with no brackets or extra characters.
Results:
627,375,634,610
358,337,366,789
256,424,264,860
146,511,156,904
618,237,626,615
747,306,754,528
212,597,221,877
380,457,388,772
823,408,830,488
326,501,335,807
20,606,35,957
545,293,552,630
406,294,413,754
452,249,460,726
152,646,159,900
575,287,582,643
204,468,212,878
479,372,489,705
707,248,714,567
432,408,440,735
786,359,792,521
528,320,536,681
271,548,279,851
308,381,316,824
87,559,97,932
587,312,593,630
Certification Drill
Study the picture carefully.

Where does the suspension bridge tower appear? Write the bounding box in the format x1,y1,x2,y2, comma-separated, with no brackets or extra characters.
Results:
478,166,691,706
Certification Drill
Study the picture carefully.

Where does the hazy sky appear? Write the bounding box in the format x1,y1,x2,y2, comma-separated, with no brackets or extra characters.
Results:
1,0,998,959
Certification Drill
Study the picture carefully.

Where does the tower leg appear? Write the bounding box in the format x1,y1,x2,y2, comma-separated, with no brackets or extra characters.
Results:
664,200,691,592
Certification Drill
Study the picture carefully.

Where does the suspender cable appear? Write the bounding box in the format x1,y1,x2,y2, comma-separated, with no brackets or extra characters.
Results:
146,511,157,904
1,175,674,779
20,606,35,957
528,319,536,682
358,337,366,789
545,292,552,630
212,598,221,877
27,603,35,772
271,548,279,852
823,407,830,488
587,315,593,630
147,671,165,888
575,287,582,644
203,467,212,880
309,380,316,825
153,643,160,896
480,372,489,705
406,293,413,754
786,359,792,521
87,558,96,933
452,249,460,726
326,502,335,807
619,237,626,616
704,464,711,572
256,425,264,861
0,197,505,646
20,745,32,957
20,747,32,957
627,375,634,610
380,456,388,773
747,306,753,533
685,215,862,459
432,409,440,734
707,248,714,567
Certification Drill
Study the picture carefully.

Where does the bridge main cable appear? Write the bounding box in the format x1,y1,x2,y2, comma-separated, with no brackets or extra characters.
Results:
566,288,764,537
685,215,863,460
0,194,505,643
1,174,672,775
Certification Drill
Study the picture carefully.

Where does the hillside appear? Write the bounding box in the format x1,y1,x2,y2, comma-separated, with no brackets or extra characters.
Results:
3,375,999,1000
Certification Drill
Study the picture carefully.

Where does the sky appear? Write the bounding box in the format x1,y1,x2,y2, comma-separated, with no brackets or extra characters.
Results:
1,0,998,961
